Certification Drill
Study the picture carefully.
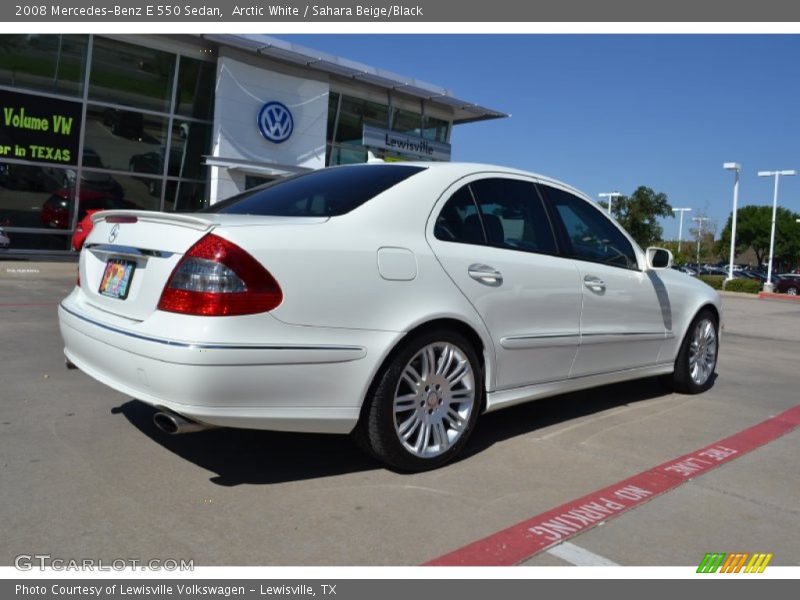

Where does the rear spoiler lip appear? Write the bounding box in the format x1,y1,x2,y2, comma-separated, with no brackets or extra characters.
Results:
90,210,218,232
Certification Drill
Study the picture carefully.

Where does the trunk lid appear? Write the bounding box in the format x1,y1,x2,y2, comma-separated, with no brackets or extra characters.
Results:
80,211,328,321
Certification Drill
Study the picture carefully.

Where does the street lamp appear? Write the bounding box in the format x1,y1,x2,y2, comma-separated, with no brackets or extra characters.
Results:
723,162,741,281
758,169,796,292
599,192,621,216
672,207,692,253
692,216,711,266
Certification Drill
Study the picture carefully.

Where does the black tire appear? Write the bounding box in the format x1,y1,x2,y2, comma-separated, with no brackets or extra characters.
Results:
354,329,483,472
670,308,719,394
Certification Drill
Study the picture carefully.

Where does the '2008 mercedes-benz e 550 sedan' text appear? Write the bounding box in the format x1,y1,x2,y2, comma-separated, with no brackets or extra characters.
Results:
59,163,721,471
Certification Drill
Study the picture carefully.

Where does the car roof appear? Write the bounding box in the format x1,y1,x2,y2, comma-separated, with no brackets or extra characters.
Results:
350,161,594,204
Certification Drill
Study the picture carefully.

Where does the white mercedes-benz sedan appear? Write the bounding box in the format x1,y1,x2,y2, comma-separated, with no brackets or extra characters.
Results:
59,163,721,471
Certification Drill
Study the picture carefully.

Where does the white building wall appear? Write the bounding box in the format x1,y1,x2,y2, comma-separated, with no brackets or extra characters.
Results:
209,52,329,202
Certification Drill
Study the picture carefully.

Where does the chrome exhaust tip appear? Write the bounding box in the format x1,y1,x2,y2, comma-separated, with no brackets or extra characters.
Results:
152,410,212,435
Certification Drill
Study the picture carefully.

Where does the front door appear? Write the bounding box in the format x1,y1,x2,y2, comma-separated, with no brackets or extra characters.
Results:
539,184,669,377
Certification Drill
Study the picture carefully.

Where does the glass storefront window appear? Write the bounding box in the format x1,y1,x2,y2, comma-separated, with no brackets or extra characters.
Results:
422,115,449,142
1,162,69,229
334,96,363,145
84,105,170,173
392,108,422,136
245,175,274,190
169,120,210,180
0,35,88,98
85,172,158,213
328,145,367,166
335,96,388,145
89,37,175,113
327,92,339,142
2,37,216,253
175,56,215,120
164,180,207,212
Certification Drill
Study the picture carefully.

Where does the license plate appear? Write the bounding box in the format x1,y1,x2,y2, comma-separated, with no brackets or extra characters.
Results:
98,259,135,300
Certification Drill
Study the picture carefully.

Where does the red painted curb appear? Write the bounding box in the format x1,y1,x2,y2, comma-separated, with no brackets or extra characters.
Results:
424,404,800,566
758,292,800,302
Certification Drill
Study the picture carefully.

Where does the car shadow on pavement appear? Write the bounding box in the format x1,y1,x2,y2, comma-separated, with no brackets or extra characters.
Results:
112,375,704,485
112,400,377,487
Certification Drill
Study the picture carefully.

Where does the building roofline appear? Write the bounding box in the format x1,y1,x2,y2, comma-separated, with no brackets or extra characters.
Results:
199,34,508,125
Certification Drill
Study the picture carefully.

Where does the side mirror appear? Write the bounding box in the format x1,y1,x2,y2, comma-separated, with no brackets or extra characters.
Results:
646,247,673,270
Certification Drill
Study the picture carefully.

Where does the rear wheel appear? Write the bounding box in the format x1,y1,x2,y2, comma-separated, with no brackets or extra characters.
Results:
355,329,482,472
670,309,719,394
787,286,798,296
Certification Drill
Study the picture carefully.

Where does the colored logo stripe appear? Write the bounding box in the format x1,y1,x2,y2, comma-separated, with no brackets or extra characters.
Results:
697,553,726,573
696,552,773,573
745,553,773,573
720,553,748,573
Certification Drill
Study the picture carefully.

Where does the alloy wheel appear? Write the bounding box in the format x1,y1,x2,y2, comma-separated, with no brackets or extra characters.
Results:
688,318,717,386
392,342,476,459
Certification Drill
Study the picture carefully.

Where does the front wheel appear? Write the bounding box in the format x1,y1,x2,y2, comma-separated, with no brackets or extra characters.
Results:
355,330,483,472
670,309,719,394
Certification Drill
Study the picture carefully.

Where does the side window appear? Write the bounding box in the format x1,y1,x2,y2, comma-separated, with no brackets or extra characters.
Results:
434,185,485,244
541,186,639,270
469,178,557,254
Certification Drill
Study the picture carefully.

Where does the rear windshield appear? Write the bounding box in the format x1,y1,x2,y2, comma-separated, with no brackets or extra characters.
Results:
204,165,425,217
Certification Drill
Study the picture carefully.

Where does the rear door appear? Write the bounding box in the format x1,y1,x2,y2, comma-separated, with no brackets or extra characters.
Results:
538,184,670,376
428,176,582,391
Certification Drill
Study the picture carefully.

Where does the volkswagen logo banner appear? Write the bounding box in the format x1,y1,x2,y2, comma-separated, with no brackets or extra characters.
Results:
257,101,294,144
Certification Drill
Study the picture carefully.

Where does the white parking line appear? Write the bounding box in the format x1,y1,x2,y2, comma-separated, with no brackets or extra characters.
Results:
546,542,620,566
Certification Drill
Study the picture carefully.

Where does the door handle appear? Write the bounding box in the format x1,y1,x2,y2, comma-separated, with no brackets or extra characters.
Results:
468,264,503,287
583,275,606,293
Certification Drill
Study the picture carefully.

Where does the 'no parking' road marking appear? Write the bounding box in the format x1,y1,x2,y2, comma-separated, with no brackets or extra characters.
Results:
425,404,800,566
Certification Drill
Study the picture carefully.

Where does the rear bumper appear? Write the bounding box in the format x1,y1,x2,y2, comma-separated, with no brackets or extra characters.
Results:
58,296,399,434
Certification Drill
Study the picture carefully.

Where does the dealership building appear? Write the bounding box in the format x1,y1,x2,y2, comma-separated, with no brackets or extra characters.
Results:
0,34,506,253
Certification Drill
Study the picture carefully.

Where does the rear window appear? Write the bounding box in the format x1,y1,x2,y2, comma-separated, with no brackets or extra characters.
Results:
204,165,425,217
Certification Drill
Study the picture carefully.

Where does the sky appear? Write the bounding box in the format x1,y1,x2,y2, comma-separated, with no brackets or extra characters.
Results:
279,34,800,241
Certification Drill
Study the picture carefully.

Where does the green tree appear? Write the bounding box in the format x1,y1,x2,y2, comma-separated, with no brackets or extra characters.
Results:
602,186,673,248
688,216,718,264
719,205,800,267
659,241,694,266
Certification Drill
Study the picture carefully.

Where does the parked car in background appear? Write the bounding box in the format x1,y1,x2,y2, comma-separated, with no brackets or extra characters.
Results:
59,163,722,471
103,108,144,141
71,210,102,251
0,227,9,250
41,188,140,229
776,275,800,296
61,148,124,200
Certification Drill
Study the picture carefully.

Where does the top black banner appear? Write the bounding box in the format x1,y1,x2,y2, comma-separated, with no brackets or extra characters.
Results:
4,0,800,22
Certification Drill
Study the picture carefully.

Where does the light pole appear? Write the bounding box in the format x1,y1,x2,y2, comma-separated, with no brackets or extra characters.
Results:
599,192,622,216
692,216,710,266
672,207,692,253
758,169,796,292
723,162,741,281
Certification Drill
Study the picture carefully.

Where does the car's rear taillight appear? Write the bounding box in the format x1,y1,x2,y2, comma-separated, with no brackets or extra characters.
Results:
158,234,282,316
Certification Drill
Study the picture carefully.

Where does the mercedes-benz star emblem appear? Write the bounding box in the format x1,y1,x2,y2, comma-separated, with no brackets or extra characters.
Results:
108,223,120,243
257,101,294,144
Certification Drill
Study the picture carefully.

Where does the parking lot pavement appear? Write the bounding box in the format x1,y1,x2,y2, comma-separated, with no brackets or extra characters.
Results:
1,263,798,566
